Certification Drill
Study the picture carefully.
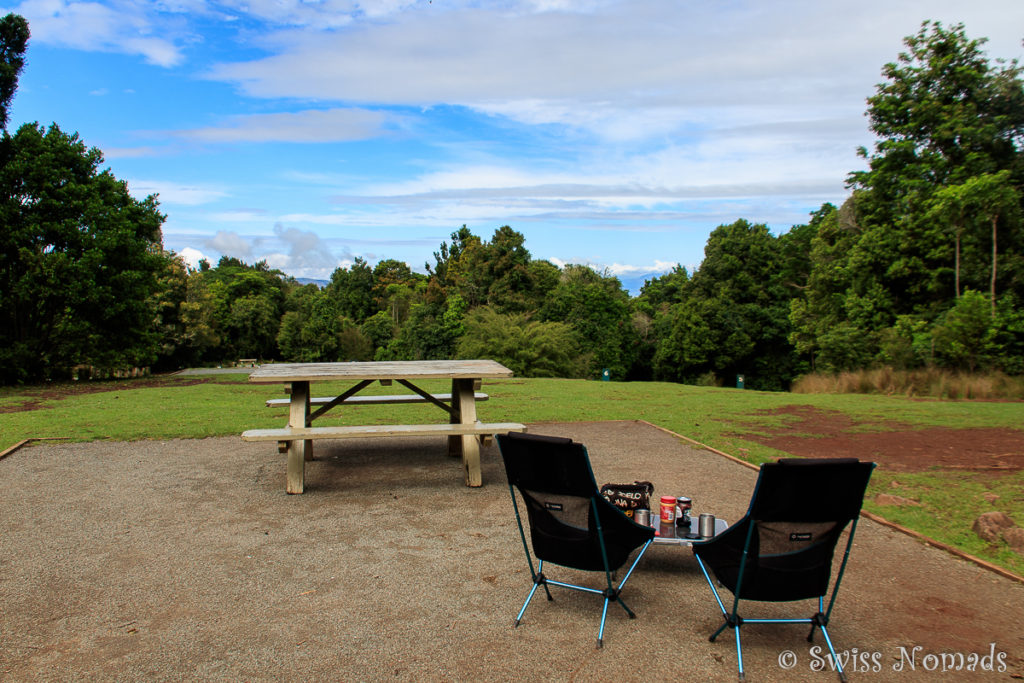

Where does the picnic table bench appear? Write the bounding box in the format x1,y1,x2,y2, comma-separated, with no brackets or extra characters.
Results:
241,360,525,494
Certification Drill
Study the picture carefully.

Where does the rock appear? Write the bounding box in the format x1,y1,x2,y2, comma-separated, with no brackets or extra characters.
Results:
1002,527,1024,554
874,494,921,507
972,511,1016,543
982,492,1000,503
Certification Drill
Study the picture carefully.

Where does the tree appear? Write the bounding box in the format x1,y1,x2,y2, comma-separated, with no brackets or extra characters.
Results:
356,310,393,353
440,226,537,312
637,265,689,313
379,294,467,361
926,184,973,299
788,202,883,371
538,264,637,380
326,257,375,322
180,271,221,363
966,172,1021,317
185,257,287,362
483,225,533,312
662,219,800,389
227,295,279,359
456,307,587,378
151,251,191,370
928,171,1021,314
0,123,167,381
0,14,28,130
848,21,1024,318
426,225,475,289
371,258,421,322
932,290,997,371
853,22,1023,195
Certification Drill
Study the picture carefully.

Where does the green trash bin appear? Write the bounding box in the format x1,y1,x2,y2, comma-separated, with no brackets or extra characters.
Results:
601,368,611,382
736,374,745,389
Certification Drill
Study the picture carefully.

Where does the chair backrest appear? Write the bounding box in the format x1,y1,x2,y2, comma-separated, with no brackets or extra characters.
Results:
749,458,874,524
498,432,599,496
497,432,653,572
695,458,875,602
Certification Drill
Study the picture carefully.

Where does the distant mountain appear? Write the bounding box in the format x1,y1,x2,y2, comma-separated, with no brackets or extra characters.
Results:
618,272,660,296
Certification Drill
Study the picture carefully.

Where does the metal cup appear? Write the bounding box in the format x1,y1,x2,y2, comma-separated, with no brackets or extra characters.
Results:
699,513,716,539
634,509,651,527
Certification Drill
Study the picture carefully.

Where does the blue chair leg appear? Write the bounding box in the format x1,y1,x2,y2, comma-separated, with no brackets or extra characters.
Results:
817,623,847,682
515,561,553,627
735,623,745,681
597,595,611,648
515,582,541,627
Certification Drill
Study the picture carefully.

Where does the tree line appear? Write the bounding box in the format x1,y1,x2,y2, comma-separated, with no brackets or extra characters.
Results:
1,19,1022,389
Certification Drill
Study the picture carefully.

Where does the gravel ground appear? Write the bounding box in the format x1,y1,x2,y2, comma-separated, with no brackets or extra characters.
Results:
1,421,1022,681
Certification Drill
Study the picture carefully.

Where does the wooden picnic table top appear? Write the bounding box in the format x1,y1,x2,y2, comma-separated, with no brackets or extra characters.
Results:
247,360,514,384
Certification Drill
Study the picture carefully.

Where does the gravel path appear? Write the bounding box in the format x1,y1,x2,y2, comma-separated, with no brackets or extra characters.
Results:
1,421,1021,681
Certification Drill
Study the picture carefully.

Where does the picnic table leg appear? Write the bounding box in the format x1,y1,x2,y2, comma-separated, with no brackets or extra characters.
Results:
287,381,312,494
455,378,482,487
448,379,462,459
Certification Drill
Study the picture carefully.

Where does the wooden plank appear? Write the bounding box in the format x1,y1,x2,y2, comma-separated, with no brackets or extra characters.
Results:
265,393,489,407
448,378,461,459
455,378,482,487
396,379,456,418
287,381,311,494
248,360,513,383
241,422,526,442
307,379,373,423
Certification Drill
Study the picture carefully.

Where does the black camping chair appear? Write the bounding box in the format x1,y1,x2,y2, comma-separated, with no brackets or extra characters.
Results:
496,431,655,647
692,458,875,682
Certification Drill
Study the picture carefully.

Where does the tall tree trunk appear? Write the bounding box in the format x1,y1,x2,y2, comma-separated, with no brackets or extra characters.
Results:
954,228,961,299
990,215,998,319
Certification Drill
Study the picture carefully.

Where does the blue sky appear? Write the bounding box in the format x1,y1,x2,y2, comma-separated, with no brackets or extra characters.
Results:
4,0,1022,290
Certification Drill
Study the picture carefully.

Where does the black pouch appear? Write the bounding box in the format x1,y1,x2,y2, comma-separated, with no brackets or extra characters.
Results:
599,481,654,518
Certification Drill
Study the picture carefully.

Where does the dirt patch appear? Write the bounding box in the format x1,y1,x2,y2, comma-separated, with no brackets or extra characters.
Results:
732,405,1024,473
0,376,220,413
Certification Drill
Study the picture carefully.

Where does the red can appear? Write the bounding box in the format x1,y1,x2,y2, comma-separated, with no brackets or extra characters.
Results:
659,495,676,524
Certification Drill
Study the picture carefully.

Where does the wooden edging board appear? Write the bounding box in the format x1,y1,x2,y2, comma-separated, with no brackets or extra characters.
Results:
637,419,1024,587
0,437,71,462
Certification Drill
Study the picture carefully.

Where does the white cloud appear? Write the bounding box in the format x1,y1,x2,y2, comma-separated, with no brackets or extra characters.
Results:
207,209,270,223
104,146,160,159
127,180,229,206
271,223,342,272
177,246,209,269
173,108,399,144
14,0,185,66
190,224,349,278
605,260,680,277
25,0,1021,284
200,0,1023,151
204,230,254,259
546,257,681,280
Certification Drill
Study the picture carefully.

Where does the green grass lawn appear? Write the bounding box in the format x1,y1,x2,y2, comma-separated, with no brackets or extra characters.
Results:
2,372,1023,576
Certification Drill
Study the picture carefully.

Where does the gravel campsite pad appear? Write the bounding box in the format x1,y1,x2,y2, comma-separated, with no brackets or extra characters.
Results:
1,421,1023,681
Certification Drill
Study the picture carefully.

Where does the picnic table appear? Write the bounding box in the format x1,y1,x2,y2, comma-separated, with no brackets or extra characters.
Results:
241,360,525,494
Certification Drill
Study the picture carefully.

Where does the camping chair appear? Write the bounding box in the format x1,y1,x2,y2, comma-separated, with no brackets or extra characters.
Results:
692,458,875,681
496,432,655,647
